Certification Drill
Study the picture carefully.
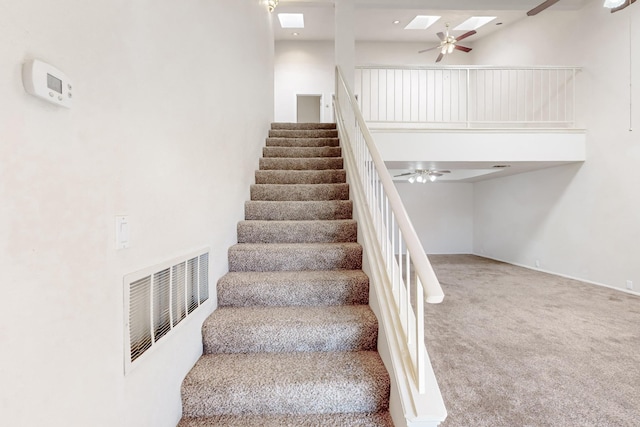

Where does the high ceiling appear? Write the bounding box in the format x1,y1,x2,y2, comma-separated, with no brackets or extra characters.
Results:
273,0,588,43
273,0,590,182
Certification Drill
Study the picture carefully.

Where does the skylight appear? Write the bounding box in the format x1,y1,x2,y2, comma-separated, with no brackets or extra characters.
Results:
454,16,496,31
404,15,441,30
278,13,304,29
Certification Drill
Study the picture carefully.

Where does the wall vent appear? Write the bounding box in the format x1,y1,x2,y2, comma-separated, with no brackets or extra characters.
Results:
124,248,210,374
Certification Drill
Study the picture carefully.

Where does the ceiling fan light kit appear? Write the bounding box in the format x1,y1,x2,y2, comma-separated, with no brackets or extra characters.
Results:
418,23,475,63
395,169,451,183
267,0,279,13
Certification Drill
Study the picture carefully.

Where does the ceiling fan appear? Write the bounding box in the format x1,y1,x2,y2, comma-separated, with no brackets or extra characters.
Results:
527,0,636,16
418,23,476,63
394,169,451,183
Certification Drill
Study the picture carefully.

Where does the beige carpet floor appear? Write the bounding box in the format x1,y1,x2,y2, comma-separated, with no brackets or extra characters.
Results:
425,255,640,427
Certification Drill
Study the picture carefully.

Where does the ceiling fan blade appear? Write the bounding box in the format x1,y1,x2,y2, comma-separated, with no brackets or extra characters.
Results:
394,172,414,177
454,45,472,53
436,31,445,41
455,30,476,42
611,0,636,13
435,52,444,63
527,0,561,16
418,45,440,54
432,170,451,174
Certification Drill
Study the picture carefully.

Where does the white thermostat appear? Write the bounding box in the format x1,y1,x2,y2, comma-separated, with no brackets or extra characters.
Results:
22,59,73,108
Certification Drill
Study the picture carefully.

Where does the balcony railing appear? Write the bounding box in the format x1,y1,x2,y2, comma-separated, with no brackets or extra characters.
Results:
356,66,581,129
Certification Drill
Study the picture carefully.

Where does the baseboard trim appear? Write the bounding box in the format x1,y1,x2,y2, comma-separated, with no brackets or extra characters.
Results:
472,253,640,298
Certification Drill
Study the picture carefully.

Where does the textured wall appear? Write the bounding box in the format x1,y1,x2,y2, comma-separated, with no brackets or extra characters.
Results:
0,1,274,426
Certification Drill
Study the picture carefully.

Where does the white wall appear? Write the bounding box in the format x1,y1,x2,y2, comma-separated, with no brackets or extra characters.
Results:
274,41,335,123
396,183,474,254
471,3,640,292
0,2,273,426
274,40,471,123
357,41,474,66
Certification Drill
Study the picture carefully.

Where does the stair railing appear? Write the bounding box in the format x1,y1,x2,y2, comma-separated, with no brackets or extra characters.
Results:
334,66,446,423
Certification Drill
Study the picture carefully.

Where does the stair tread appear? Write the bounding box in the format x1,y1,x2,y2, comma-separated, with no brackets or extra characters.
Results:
271,122,337,130
217,270,369,307
245,200,353,220
255,169,346,184
266,137,340,147
178,411,393,427
230,242,362,250
181,351,390,417
238,219,357,244
203,305,377,353
263,146,341,158
250,183,349,201
269,129,338,138
259,157,343,171
228,242,362,272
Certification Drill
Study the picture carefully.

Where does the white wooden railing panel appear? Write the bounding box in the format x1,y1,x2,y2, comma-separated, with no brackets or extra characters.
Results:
356,66,580,129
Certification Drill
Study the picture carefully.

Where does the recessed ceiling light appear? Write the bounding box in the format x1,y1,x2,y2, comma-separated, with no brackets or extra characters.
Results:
393,20,401,24
292,32,299,36
278,13,304,29
454,16,496,31
404,15,441,30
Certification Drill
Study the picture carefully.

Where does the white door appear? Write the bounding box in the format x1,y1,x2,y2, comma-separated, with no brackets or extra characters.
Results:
296,95,322,123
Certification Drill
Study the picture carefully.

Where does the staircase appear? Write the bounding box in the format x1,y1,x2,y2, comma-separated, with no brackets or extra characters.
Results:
178,123,392,427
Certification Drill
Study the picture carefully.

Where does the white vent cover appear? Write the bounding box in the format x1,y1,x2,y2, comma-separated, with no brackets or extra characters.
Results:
124,248,209,373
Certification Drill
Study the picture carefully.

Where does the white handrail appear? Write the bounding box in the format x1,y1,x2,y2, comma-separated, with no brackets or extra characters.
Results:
334,66,444,397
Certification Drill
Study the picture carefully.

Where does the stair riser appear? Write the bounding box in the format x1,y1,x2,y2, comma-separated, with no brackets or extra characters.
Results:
203,326,376,354
269,129,338,138
263,147,341,158
255,170,346,185
237,220,356,244
250,184,349,201
217,273,369,307
183,382,388,417
266,137,339,148
202,307,377,354
259,158,343,171
271,123,337,130
181,353,389,417
178,412,394,427
228,244,363,272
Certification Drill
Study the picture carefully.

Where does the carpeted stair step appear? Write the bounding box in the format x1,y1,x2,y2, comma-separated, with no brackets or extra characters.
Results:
250,183,349,201
217,270,369,307
259,157,343,170
244,200,353,220
269,129,338,138
181,351,390,417
255,169,346,184
271,122,336,130
238,220,357,243
266,137,340,147
228,242,362,272
202,305,377,354
178,411,393,427
263,146,341,158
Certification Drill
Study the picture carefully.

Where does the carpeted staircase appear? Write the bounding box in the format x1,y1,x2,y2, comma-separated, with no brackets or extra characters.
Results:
178,123,392,427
